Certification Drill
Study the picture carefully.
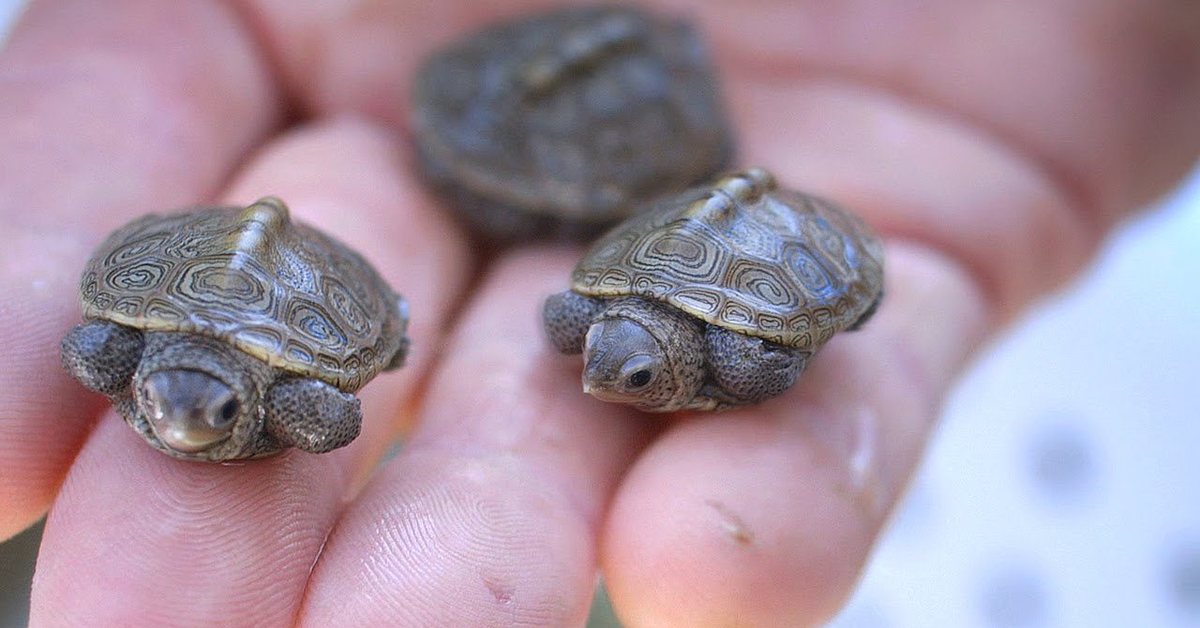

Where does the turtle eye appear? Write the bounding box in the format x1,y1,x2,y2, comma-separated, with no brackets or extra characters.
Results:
213,398,240,428
627,369,653,389
619,354,657,391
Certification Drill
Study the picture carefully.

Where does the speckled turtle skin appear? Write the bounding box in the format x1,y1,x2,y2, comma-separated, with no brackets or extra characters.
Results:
412,5,733,242
60,198,410,462
543,168,885,412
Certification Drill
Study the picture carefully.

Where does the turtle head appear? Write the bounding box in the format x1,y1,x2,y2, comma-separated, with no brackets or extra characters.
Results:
582,318,663,403
140,370,241,453
134,334,264,456
580,300,703,411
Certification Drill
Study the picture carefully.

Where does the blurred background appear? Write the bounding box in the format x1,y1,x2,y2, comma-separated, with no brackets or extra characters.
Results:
821,164,1200,628
1,1,1197,626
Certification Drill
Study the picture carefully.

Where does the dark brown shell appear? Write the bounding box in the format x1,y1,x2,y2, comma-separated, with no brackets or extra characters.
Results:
412,5,733,241
571,169,885,350
79,198,408,392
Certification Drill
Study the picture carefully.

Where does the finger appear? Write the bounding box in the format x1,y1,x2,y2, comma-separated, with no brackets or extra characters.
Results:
30,119,472,625
296,248,653,626
235,0,547,127
599,14,1179,625
238,0,1200,215
0,0,279,539
602,242,987,626
727,77,1088,322
231,0,1200,320
658,0,1200,217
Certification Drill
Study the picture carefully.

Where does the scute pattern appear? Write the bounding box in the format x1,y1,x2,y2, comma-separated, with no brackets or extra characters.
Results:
412,5,731,233
572,169,885,350
80,202,405,391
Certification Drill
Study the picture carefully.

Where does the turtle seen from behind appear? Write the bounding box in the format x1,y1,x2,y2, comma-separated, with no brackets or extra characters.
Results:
543,168,885,412
61,198,410,462
412,4,733,242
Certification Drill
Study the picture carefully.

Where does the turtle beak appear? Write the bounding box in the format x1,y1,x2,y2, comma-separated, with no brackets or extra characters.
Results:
140,370,239,453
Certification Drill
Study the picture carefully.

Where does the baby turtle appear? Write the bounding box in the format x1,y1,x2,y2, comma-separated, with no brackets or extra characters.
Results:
60,198,409,462
412,5,732,242
543,168,884,412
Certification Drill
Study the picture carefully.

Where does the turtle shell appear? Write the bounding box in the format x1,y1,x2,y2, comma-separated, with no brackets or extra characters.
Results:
571,169,885,350
412,5,732,240
78,198,407,392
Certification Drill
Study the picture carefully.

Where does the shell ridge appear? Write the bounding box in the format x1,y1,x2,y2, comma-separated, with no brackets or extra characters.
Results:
518,9,648,100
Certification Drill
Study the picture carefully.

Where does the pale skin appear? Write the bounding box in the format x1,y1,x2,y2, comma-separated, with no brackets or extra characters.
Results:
1,0,1197,625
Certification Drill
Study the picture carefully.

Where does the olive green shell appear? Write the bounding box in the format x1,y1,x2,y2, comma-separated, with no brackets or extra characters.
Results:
79,198,407,392
571,169,885,350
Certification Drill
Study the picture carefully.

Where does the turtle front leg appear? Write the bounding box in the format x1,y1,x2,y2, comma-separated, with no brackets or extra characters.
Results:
542,291,605,354
264,378,362,453
60,320,145,395
703,326,809,405
680,382,746,412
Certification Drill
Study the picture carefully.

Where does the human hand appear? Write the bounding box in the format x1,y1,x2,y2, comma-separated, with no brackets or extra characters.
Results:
2,0,1197,625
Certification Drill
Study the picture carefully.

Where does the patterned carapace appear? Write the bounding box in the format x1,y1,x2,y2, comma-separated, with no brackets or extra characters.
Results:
80,198,406,392
412,5,733,241
571,168,885,350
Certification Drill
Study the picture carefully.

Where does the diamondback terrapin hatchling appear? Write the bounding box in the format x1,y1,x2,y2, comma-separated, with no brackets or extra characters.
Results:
542,168,884,412
412,4,732,242
60,198,410,462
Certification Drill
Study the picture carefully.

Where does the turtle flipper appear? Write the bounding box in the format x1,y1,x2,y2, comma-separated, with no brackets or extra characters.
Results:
264,378,361,454
542,291,605,354
704,325,809,405
60,320,144,395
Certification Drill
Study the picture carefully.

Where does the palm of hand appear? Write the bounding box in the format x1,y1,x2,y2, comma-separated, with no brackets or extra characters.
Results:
1,1,1197,625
